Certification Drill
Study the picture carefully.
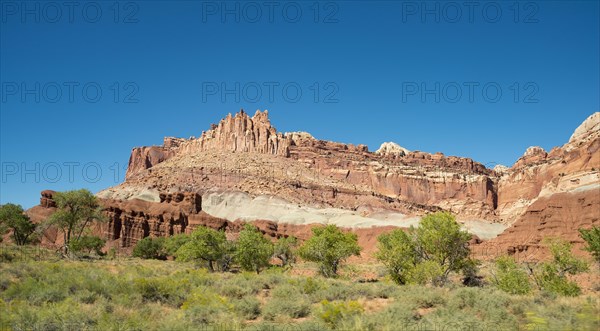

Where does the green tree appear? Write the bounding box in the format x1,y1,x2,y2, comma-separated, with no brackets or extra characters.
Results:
298,225,361,277
535,238,588,296
0,203,37,245
273,236,298,267
493,256,532,295
133,237,166,260
175,226,227,272
164,233,191,257
47,189,105,255
235,224,274,273
376,212,474,286
375,229,418,284
579,226,600,263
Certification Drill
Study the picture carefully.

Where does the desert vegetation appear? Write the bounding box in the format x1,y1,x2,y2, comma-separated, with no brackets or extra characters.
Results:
0,194,599,330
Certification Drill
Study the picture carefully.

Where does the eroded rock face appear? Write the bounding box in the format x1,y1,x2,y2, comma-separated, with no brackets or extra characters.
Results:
496,113,599,224
126,110,291,179
475,189,600,261
31,111,599,259
119,109,497,220
102,192,205,247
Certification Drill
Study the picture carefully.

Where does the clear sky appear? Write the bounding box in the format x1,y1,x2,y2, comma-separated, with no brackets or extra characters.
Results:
1,0,599,208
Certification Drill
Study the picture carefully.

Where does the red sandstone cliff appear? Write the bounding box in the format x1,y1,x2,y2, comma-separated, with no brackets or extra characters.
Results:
28,110,599,261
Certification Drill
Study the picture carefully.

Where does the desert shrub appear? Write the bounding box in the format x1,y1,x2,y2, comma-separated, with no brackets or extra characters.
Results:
233,296,261,320
316,281,371,302
376,212,474,286
133,277,186,307
273,236,298,267
262,283,311,320
369,282,399,299
493,256,532,294
3,276,68,305
579,226,600,263
406,260,445,285
132,237,166,260
181,288,233,324
1,253,597,331
235,224,274,273
263,296,311,320
301,277,324,295
257,269,286,288
350,299,420,331
535,239,588,296
420,288,517,330
393,285,446,310
298,225,361,277
70,235,105,256
318,300,364,328
217,281,255,299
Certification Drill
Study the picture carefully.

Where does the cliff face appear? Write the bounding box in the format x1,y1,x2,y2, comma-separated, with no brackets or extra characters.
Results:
496,112,600,224
475,190,600,261
119,109,497,221
477,112,600,260
30,110,599,261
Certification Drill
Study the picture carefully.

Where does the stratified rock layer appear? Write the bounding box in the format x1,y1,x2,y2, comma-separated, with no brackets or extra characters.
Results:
126,110,291,179
30,110,600,261
120,110,498,221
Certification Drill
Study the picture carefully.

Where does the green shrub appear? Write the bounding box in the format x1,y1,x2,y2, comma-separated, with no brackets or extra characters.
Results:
318,300,364,328
263,296,311,320
301,277,323,295
262,284,310,320
493,256,532,295
233,296,261,320
406,260,444,285
133,277,186,306
535,239,588,296
70,235,105,256
579,226,600,263
132,237,166,260
538,263,582,296
273,236,298,267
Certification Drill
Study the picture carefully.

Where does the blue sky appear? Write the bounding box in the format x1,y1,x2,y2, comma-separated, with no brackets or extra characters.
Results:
1,0,599,208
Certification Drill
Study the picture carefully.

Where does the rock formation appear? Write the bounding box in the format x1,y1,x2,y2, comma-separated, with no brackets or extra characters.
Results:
117,109,497,222
28,110,599,262
375,142,410,157
126,110,291,179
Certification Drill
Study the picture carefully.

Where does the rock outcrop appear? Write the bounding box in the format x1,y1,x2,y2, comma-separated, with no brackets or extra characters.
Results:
30,110,599,262
126,110,291,179
375,142,410,157
475,190,599,261
118,109,497,222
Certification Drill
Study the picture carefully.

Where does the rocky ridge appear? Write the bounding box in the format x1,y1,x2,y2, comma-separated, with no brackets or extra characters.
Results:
30,110,599,260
